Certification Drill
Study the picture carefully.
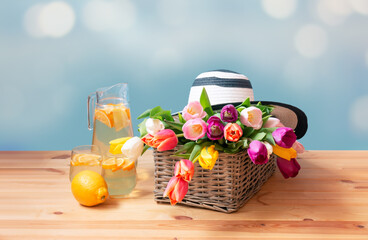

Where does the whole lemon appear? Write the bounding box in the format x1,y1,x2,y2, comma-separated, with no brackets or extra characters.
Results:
71,170,108,207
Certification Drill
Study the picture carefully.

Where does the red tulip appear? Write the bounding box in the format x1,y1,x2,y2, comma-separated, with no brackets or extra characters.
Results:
277,157,301,179
141,129,178,151
163,176,189,205
174,159,194,182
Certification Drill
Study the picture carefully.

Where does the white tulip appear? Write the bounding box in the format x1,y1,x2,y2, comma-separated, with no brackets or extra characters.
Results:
145,118,164,135
263,142,273,158
121,137,144,161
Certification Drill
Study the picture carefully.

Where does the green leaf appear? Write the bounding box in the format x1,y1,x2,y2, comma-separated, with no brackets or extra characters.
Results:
237,106,245,114
174,142,196,155
178,112,186,123
262,115,271,127
138,119,148,137
262,127,277,133
243,127,254,137
171,153,191,159
163,120,184,131
236,98,251,108
141,144,150,155
218,138,225,145
149,106,174,121
200,88,214,116
189,144,202,161
137,109,151,119
214,143,224,151
250,132,267,141
149,106,164,117
264,132,276,145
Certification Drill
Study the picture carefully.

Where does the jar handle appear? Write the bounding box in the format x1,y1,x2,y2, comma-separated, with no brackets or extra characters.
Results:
87,92,96,130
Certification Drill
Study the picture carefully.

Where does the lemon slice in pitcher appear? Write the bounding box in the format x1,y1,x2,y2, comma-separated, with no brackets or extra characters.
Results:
112,107,129,132
95,109,113,128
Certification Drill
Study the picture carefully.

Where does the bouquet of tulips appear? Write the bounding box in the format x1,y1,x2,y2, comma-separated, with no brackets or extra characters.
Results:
136,88,305,205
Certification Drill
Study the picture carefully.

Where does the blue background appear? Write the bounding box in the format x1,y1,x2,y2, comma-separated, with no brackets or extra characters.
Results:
1,0,368,150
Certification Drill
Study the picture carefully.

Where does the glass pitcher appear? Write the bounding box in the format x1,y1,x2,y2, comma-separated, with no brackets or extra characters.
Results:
88,83,134,155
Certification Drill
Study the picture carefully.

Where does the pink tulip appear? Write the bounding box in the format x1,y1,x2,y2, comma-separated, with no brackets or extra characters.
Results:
163,176,189,205
272,127,296,149
240,107,263,130
247,140,269,165
141,129,178,151
174,159,194,182
264,117,285,128
182,101,207,121
182,118,207,140
292,141,305,154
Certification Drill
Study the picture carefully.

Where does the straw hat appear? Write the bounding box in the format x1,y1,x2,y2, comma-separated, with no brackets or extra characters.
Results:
188,70,308,139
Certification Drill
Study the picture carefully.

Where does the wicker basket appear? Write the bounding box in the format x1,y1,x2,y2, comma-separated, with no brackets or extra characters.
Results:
153,148,276,213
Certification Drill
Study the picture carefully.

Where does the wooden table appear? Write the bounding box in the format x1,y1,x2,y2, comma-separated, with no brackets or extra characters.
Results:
0,150,368,239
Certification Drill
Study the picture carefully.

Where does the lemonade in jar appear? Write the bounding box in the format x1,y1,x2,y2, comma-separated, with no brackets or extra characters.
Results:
69,145,102,182
101,156,137,197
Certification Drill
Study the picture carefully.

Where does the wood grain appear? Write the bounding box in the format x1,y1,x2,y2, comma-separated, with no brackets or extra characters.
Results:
0,150,368,239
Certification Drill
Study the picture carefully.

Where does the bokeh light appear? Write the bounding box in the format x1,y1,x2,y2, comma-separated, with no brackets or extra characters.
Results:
24,1,75,38
23,4,45,38
3,1,368,150
317,0,352,26
350,95,368,134
261,0,297,19
294,24,328,58
349,0,368,15
82,0,136,32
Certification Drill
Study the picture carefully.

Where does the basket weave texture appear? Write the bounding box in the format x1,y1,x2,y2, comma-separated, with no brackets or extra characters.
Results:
153,147,276,213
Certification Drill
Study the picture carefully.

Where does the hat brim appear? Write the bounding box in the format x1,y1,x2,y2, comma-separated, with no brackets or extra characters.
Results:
210,101,308,139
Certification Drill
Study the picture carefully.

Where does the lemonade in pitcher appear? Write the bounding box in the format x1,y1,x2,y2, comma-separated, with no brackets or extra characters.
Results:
88,84,134,155
92,103,133,154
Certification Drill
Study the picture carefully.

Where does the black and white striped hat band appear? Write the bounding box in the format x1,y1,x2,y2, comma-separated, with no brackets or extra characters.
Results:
188,70,308,139
189,70,255,105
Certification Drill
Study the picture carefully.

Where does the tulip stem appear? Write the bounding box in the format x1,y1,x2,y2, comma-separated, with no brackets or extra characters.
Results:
176,134,184,138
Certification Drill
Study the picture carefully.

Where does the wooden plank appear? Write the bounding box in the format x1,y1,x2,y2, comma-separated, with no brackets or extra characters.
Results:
0,150,368,239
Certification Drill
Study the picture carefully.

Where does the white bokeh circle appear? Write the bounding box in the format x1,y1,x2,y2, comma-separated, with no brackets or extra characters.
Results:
317,0,352,26
23,1,75,38
82,0,136,32
294,25,328,58
261,0,297,19
39,2,75,38
349,0,368,15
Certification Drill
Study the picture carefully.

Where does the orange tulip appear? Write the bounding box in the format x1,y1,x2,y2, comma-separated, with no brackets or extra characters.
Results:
174,159,194,182
141,129,178,151
224,123,243,142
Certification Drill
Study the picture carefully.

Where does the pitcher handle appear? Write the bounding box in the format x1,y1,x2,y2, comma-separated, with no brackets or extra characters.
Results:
87,92,96,130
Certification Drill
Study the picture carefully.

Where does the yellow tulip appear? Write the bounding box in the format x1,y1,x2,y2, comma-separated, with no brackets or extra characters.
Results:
198,145,219,170
272,144,297,160
109,137,132,154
